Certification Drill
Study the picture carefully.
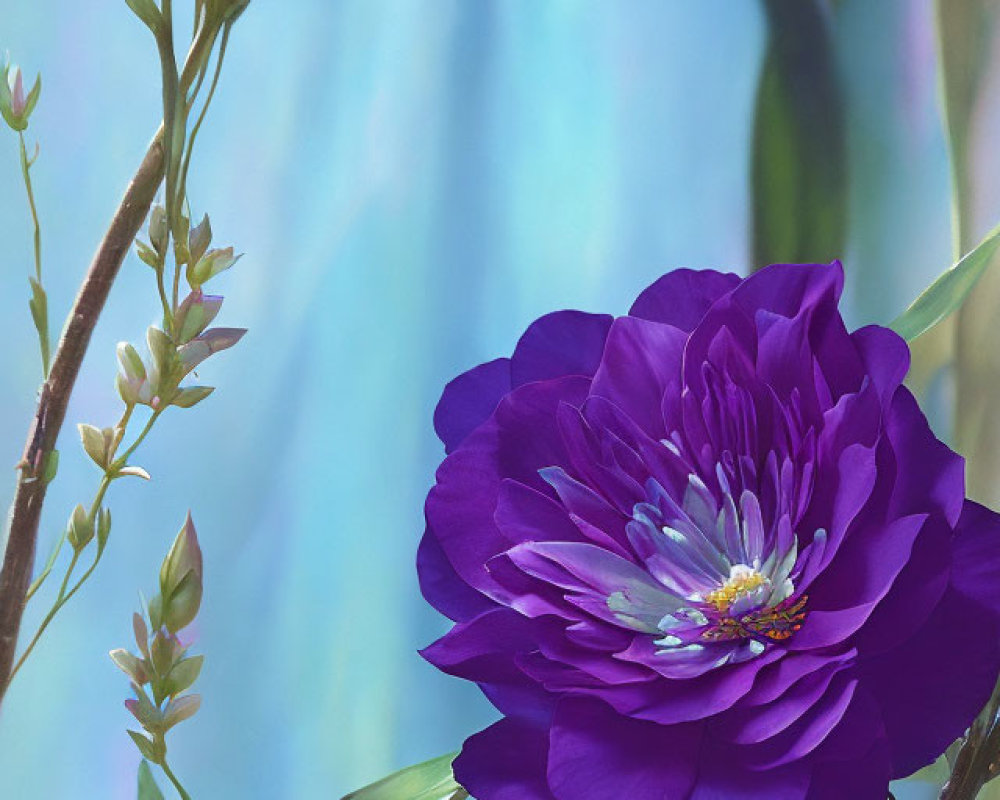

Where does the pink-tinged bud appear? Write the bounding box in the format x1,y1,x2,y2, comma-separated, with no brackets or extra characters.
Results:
11,69,25,116
174,290,224,344
0,63,40,132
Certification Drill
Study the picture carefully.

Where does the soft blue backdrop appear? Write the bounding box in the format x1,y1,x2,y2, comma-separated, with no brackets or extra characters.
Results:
0,1,957,798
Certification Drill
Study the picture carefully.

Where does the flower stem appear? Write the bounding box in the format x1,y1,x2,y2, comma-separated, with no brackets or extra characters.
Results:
2,406,162,693
17,129,49,378
160,758,191,800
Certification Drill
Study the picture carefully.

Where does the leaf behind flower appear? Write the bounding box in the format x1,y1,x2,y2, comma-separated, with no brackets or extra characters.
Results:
890,221,1000,342
341,752,464,800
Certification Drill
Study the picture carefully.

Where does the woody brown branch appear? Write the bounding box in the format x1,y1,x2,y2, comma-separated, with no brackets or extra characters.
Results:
0,129,165,705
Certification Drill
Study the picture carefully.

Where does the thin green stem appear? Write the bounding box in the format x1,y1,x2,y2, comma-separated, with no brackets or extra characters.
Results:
177,23,231,221
119,410,162,466
155,255,174,334
4,406,161,691
18,130,49,377
18,132,41,284
160,758,191,800
7,548,79,685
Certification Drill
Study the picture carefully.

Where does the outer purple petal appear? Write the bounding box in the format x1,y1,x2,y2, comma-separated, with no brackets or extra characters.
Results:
688,738,810,800
416,528,494,622
806,737,891,800
426,376,590,600
729,261,844,321
860,501,1000,778
511,310,613,387
851,325,910,407
421,607,538,685
547,698,701,800
434,357,511,453
453,717,554,800
629,268,740,332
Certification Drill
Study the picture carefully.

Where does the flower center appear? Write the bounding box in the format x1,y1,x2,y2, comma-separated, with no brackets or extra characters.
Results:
702,564,769,613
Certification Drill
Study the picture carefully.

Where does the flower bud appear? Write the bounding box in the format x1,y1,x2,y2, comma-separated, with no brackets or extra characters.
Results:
174,290,223,344
0,64,40,132
149,205,168,256
159,513,203,633
188,214,212,267
67,504,94,551
187,246,241,288
116,342,149,405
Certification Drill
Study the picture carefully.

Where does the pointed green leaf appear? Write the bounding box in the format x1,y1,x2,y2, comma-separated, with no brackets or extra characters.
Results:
136,241,161,269
890,221,1000,341
172,386,214,409
97,507,112,554
78,423,108,469
137,760,165,800
165,655,204,696
110,648,147,685
750,0,846,270
342,753,462,800
118,465,152,481
41,449,58,484
163,694,201,729
129,731,162,766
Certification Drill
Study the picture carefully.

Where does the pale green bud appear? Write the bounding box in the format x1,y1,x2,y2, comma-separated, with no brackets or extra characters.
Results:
159,513,203,633
0,65,40,132
148,205,168,256
67,504,94,551
187,246,241,288
174,290,223,344
188,214,212,267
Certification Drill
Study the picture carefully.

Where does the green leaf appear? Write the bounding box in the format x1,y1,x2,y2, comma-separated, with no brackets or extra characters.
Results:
97,507,112,555
172,386,214,409
128,731,162,764
110,648,147,685
890,221,1000,341
750,0,847,270
165,655,204,696
903,753,949,785
28,276,47,340
342,753,463,800
136,241,161,269
118,465,152,481
41,448,58,484
78,423,108,469
137,760,165,800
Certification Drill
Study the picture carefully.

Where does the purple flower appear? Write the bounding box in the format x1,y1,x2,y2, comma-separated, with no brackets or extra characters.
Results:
418,263,1000,799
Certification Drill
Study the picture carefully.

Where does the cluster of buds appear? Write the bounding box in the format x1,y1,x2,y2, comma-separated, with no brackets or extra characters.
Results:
0,63,40,132
111,514,204,765
124,206,245,411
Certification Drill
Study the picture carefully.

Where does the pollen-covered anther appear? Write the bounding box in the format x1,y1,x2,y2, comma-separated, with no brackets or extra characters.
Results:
702,564,768,613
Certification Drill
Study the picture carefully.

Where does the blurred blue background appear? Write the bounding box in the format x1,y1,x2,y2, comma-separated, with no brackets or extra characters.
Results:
0,1,973,797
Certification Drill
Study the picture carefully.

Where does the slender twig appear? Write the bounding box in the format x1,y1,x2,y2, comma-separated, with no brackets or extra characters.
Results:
4,405,162,692
18,130,49,377
0,129,166,707
160,757,192,800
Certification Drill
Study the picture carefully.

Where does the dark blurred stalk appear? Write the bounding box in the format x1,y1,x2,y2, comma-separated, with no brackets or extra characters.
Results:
750,0,847,270
936,2,1000,799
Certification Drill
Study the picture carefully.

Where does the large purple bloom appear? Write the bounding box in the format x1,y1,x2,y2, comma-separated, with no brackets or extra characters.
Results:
419,263,1000,799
